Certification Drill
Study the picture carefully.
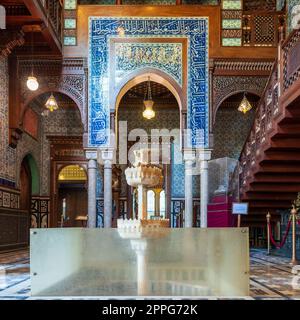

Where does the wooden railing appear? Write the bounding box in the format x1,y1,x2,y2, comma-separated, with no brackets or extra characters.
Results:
239,27,300,195
38,0,63,46
239,60,279,192
282,28,300,92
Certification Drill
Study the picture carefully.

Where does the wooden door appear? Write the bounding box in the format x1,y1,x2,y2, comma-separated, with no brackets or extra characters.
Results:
58,184,88,227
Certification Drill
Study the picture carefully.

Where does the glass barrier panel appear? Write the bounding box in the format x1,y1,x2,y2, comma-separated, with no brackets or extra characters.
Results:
31,228,249,297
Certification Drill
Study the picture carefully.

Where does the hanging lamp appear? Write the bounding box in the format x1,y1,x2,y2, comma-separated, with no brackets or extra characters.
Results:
238,92,253,114
26,27,39,91
45,93,59,112
143,77,155,120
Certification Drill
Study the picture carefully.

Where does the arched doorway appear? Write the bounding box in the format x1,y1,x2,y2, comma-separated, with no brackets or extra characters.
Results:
20,158,31,213
23,91,85,228
57,165,88,227
114,70,184,146
20,154,39,243
116,79,180,222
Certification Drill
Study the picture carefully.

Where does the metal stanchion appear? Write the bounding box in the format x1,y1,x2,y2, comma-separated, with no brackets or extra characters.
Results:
266,212,271,255
291,208,299,265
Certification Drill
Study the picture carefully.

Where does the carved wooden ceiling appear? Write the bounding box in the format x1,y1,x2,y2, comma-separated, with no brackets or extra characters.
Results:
121,81,177,104
120,81,178,109
126,81,174,99
1,0,63,56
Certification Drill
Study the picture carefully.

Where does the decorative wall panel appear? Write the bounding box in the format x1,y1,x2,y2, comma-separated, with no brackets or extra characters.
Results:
115,42,183,86
89,17,209,148
0,57,17,185
0,208,29,250
96,198,104,227
221,0,242,46
64,0,78,46
243,0,276,11
0,188,20,210
31,197,50,228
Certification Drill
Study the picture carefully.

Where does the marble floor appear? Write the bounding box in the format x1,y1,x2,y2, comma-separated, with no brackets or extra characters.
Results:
0,248,299,300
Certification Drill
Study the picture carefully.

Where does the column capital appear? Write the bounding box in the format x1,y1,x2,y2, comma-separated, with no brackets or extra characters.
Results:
85,149,98,160
197,149,212,162
100,148,115,161
183,149,196,162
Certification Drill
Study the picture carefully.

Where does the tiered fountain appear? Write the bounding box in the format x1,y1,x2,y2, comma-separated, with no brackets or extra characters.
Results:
117,148,169,238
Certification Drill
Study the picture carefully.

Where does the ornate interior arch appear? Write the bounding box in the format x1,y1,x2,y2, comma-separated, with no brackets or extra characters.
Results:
212,75,268,124
113,68,184,114
114,70,183,145
213,90,261,124
21,88,85,130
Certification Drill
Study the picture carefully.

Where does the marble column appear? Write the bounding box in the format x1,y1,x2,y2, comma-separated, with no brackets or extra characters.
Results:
154,188,162,217
101,149,114,228
137,184,147,220
184,151,195,228
131,239,149,296
86,151,97,228
199,150,212,228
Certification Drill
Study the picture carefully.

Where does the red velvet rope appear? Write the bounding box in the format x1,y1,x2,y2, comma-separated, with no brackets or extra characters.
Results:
268,220,292,249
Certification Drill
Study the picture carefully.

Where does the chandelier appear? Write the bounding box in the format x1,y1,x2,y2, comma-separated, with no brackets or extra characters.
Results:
143,77,155,120
238,92,252,114
45,93,59,112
